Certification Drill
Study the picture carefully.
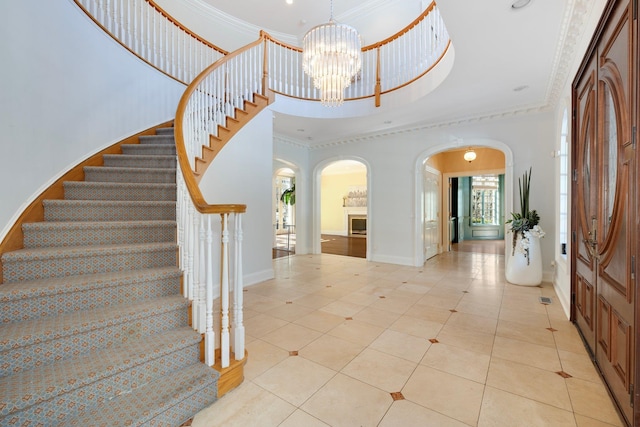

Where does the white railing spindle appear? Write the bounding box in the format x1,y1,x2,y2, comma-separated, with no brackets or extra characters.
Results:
220,213,230,368
204,215,215,367
233,213,245,360
197,212,207,333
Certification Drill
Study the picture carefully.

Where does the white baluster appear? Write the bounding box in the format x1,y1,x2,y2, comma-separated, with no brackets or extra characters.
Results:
233,213,245,360
220,213,230,368
175,171,183,268
185,203,195,299
191,211,201,330
197,211,207,333
204,215,215,366
181,181,189,296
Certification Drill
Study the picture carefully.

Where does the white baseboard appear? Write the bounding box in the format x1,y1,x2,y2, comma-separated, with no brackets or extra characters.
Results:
321,230,347,236
244,268,274,287
369,253,415,266
553,280,571,319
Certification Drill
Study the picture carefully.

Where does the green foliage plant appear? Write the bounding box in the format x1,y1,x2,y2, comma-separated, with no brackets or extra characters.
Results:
506,168,542,263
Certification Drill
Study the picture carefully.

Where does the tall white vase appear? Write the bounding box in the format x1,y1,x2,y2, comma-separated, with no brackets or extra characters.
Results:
505,233,542,286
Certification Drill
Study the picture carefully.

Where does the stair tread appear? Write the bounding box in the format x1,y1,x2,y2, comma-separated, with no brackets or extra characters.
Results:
23,219,176,230
103,154,175,159
65,362,216,426
121,143,176,148
139,135,175,143
0,327,201,416
0,266,180,303
65,181,176,188
44,199,175,206
2,241,177,262
0,294,188,352
84,166,176,173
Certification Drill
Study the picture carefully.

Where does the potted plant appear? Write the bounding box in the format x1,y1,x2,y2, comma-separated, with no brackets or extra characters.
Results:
505,168,545,285
280,184,295,205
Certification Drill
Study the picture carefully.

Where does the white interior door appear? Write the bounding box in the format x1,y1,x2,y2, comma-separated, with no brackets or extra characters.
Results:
423,168,440,261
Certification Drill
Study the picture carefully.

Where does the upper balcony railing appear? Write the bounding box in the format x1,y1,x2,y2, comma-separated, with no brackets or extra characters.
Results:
74,0,450,106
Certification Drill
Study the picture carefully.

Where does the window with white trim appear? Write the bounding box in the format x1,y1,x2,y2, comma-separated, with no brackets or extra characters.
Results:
559,108,569,258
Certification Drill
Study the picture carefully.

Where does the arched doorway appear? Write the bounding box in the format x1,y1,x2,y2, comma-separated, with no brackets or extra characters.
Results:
414,142,513,266
315,159,369,259
273,167,296,258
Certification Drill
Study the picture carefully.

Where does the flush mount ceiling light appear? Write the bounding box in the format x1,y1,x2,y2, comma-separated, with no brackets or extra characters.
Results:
302,0,362,107
464,148,477,163
511,0,531,9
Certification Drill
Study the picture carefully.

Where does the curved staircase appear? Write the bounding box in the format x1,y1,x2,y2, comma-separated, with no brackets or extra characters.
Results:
0,128,218,426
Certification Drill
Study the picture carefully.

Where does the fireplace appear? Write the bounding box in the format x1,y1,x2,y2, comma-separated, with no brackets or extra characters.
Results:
349,215,367,236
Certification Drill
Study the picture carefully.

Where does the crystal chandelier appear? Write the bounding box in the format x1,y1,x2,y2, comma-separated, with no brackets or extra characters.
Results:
302,0,362,107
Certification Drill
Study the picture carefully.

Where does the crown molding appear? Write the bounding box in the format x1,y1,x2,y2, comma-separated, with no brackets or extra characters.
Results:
304,102,551,150
544,0,593,106
274,135,310,149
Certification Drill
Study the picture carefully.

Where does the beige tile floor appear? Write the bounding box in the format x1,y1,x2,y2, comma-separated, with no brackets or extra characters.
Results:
192,252,625,427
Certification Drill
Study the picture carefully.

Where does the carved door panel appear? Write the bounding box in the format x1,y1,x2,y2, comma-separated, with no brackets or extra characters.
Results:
572,1,636,424
593,3,635,422
573,57,598,351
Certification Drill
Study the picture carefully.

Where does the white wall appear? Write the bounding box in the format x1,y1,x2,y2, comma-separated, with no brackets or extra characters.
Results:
306,112,557,272
199,110,275,286
0,0,185,242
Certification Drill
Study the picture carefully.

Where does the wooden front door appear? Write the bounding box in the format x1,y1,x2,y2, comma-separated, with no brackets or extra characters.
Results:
572,0,637,424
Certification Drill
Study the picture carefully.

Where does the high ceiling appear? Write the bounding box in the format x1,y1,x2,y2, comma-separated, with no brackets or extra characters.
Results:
186,0,606,146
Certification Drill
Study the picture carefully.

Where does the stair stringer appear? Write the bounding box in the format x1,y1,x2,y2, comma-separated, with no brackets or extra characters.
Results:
193,93,271,183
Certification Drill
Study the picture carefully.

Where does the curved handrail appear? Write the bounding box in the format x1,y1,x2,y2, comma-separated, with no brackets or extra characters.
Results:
363,1,437,50
146,0,228,56
174,37,266,214
73,0,227,85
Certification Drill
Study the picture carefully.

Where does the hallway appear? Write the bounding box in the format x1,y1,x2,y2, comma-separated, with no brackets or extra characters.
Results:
193,252,623,426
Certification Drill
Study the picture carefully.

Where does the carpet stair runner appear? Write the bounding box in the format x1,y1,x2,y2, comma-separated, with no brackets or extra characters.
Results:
0,127,219,426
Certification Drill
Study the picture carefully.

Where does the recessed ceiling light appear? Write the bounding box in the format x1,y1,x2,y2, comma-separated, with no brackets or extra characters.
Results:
286,0,293,4
511,0,531,9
